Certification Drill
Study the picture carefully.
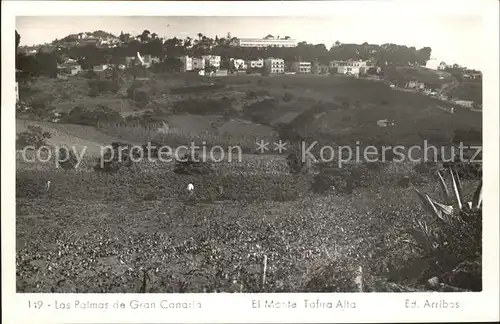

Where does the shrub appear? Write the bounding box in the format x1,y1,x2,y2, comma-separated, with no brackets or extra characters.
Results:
16,125,51,150
283,92,293,102
93,142,135,173
341,101,350,110
174,152,214,175
56,146,78,171
286,147,310,173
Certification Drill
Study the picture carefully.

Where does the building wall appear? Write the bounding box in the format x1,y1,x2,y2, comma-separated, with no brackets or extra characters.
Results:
202,55,221,68
264,58,285,74
93,64,109,72
69,65,82,75
292,62,312,73
230,58,247,70
179,55,193,71
329,60,367,76
232,38,297,48
192,58,206,70
247,59,264,68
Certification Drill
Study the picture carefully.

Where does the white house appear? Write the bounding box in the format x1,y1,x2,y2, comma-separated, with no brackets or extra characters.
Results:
93,64,109,72
291,61,312,74
264,58,285,74
192,57,205,70
246,59,264,69
454,100,474,108
406,80,426,90
377,119,395,127
230,58,247,70
329,60,367,76
202,55,221,68
15,82,19,102
179,55,193,71
180,56,206,71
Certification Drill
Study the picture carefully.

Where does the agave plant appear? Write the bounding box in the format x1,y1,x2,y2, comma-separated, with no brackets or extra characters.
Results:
412,168,482,223
408,168,482,291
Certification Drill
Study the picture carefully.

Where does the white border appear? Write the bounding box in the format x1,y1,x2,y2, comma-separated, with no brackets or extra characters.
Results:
2,1,499,324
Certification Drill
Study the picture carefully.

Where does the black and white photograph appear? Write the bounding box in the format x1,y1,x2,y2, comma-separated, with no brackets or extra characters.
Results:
12,10,488,294
3,1,499,322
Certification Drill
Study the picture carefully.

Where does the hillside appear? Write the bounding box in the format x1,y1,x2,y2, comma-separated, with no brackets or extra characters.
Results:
16,119,136,157
17,72,481,152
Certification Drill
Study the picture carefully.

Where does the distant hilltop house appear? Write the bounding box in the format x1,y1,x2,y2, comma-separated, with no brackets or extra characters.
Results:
230,35,297,48
437,62,448,70
291,61,312,74
329,60,367,76
58,59,82,75
453,100,475,108
406,80,426,90
463,70,482,80
179,55,220,72
377,119,395,128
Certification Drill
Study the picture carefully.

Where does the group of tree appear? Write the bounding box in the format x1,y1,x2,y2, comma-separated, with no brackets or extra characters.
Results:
16,29,432,79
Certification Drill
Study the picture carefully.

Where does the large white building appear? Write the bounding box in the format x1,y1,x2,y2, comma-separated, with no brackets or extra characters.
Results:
329,60,367,76
264,58,285,74
231,36,297,48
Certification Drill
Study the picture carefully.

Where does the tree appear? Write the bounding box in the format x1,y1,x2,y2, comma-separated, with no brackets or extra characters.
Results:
119,31,131,43
16,30,20,53
140,30,151,43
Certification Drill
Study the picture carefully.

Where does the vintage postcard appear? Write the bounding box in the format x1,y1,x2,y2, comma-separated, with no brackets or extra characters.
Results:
2,1,499,323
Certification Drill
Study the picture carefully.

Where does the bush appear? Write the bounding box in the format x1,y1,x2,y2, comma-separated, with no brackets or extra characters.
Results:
174,152,213,175
283,92,293,102
87,79,116,96
56,146,78,171
16,125,51,150
93,142,134,173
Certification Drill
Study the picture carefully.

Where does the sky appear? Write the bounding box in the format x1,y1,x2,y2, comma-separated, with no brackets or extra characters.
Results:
16,15,483,70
